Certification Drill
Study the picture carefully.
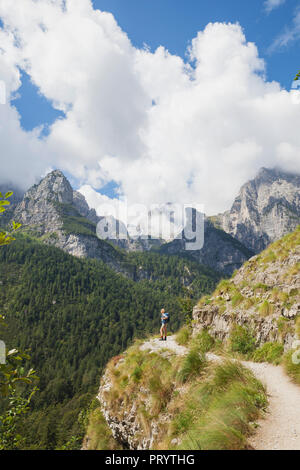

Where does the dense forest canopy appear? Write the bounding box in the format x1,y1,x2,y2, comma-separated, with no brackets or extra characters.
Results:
0,235,220,449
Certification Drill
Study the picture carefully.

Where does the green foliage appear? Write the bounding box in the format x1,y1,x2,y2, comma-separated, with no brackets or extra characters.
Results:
172,361,267,450
0,385,38,450
0,345,38,397
283,350,300,385
0,192,21,246
175,325,192,346
252,342,284,365
229,325,256,355
83,407,120,450
192,329,215,353
177,348,207,383
258,300,273,317
54,203,98,238
0,192,37,450
0,235,219,449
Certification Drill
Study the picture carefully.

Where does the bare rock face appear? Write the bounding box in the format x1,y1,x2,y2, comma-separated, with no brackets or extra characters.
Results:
12,170,126,272
73,190,99,224
14,170,72,234
217,167,300,253
98,368,148,450
192,227,300,350
160,218,254,275
97,357,172,450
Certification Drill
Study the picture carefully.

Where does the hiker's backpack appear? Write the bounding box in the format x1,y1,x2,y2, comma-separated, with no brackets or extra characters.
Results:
164,312,170,323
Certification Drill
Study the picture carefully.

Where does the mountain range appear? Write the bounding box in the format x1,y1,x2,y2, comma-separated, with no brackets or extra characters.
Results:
0,165,299,450
3,166,299,276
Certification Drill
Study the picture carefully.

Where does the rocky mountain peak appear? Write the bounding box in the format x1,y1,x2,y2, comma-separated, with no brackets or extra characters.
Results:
218,167,300,253
13,170,98,237
26,169,73,205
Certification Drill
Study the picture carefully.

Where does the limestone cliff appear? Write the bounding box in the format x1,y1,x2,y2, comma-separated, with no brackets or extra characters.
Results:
215,167,300,253
192,226,300,349
12,170,126,272
159,218,254,276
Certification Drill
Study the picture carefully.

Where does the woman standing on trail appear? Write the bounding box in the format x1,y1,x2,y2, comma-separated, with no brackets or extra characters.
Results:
160,308,169,341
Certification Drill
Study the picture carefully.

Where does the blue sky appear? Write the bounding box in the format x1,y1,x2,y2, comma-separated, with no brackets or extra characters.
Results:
14,0,300,133
94,0,299,89
2,0,300,205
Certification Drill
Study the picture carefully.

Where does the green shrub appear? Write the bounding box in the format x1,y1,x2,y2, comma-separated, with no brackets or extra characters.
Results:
252,342,283,365
283,350,300,385
176,326,192,346
258,301,273,317
131,366,143,383
193,329,215,353
84,408,120,450
177,349,207,383
231,292,244,308
229,325,256,355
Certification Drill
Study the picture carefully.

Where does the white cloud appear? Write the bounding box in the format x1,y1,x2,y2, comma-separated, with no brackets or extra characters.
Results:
270,8,300,49
264,0,286,14
0,0,300,216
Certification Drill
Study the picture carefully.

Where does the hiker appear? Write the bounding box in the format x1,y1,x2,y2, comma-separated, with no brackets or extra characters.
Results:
160,308,169,341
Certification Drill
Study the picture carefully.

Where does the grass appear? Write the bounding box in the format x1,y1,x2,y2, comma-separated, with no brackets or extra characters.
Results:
84,408,121,450
295,317,300,338
105,344,181,419
277,317,294,341
258,300,274,317
176,325,192,346
283,350,300,385
167,361,267,450
89,336,268,451
229,325,256,356
252,342,284,365
177,348,207,384
231,292,244,308
191,329,215,353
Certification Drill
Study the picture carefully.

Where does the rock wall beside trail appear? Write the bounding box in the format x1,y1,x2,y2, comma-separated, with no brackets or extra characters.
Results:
192,227,300,349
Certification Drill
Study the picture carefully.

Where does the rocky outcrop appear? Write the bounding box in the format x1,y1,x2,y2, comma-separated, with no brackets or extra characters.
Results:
12,170,128,272
73,190,99,224
160,218,253,275
215,167,300,253
192,227,300,350
13,170,98,234
97,358,172,450
98,368,148,450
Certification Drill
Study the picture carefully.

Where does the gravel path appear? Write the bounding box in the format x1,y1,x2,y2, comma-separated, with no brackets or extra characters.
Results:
140,335,187,356
244,360,300,450
140,335,300,450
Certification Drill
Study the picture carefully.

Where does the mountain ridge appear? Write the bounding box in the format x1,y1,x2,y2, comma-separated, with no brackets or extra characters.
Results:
215,167,300,253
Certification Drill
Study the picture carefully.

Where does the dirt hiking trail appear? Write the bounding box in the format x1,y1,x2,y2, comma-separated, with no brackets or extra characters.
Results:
140,335,300,450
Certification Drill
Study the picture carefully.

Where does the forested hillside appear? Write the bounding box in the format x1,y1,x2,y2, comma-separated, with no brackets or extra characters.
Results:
0,235,220,449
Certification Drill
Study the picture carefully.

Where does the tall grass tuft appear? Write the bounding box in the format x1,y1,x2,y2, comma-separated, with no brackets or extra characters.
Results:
229,325,256,355
283,350,300,385
177,362,267,450
252,342,283,365
176,325,192,346
177,348,207,384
